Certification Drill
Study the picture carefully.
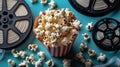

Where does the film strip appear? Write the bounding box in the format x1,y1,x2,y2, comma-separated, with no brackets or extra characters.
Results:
69,0,120,16
0,0,33,49
92,18,120,51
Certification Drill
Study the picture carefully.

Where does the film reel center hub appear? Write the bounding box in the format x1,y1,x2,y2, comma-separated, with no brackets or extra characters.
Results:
69,0,120,16
0,0,33,49
92,18,120,51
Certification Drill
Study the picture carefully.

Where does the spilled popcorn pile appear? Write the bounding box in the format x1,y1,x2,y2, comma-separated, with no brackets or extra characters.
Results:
8,44,55,67
74,41,107,67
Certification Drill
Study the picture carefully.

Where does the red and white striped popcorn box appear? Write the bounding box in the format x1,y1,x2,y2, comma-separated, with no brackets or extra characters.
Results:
34,33,73,57
44,43,73,57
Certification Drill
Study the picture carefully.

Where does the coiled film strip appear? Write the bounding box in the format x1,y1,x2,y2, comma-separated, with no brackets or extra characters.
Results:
69,0,120,16
0,0,33,49
92,18,120,51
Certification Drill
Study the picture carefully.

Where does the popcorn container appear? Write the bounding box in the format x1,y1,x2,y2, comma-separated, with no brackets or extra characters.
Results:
36,34,77,57
41,39,74,57
34,8,79,57
45,44,72,57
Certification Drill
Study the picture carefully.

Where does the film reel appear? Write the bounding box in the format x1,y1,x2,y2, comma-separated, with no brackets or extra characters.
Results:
69,0,120,16
92,18,120,51
0,0,33,49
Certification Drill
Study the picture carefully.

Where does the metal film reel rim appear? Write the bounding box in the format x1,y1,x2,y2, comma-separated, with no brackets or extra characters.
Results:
92,18,120,51
69,0,120,17
0,0,33,49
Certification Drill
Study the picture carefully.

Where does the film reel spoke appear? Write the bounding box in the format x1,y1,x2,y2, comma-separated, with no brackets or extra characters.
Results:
110,39,114,46
12,26,22,36
2,0,7,11
97,37,106,45
11,1,21,12
88,0,96,11
3,29,8,45
104,19,109,28
15,16,29,21
98,28,104,32
104,0,112,7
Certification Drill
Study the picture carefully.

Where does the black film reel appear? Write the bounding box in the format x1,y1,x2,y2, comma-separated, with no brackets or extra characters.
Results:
69,0,120,17
0,0,33,49
92,18,120,51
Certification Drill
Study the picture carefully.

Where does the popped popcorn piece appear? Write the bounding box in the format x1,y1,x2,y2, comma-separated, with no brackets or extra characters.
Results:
45,22,51,30
11,49,19,58
73,20,82,29
97,53,106,62
86,22,93,31
28,44,38,52
63,59,71,67
85,59,92,67
61,37,68,45
41,0,47,4
31,0,37,4
37,51,46,60
8,59,15,67
82,33,90,40
62,26,70,33
19,61,29,67
25,54,36,65
80,42,87,51
88,49,96,57
49,0,56,9
19,51,26,58
54,24,61,29
71,29,78,35
35,58,43,67
75,52,85,63
46,59,54,67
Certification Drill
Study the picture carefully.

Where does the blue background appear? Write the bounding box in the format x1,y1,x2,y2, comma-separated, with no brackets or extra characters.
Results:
0,0,120,67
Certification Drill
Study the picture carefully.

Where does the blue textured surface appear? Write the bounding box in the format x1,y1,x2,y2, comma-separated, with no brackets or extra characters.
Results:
0,0,120,67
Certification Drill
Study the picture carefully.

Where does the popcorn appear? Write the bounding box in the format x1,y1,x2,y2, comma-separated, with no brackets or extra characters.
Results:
35,58,43,67
11,49,26,58
75,52,85,63
19,51,26,58
86,22,93,31
46,59,54,67
61,37,68,45
49,0,56,9
8,59,15,67
88,49,96,57
41,0,48,4
54,24,61,29
25,54,36,65
80,42,87,51
19,61,29,67
97,53,106,62
82,33,90,40
34,9,79,48
73,20,82,29
45,31,50,36
62,26,70,33
31,0,37,4
37,51,46,60
85,59,92,67
71,29,78,35
45,22,51,30
63,59,71,67
11,49,19,58
28,44,38,52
